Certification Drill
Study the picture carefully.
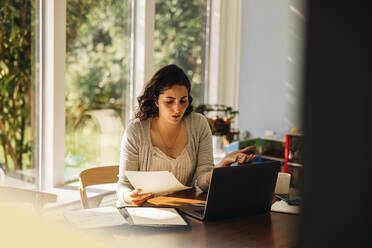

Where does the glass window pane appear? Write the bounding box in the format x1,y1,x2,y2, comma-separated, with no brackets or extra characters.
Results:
65,0,131,182
154,0,207,107
0,0,38,189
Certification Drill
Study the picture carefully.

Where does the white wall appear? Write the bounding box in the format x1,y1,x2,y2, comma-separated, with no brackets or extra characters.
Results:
237,0,305,138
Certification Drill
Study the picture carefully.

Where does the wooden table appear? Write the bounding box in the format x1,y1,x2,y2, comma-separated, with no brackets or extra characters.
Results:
95,189,299,248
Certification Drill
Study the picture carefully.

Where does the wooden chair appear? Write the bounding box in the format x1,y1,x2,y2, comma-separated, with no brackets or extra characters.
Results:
0,186,58,212
78,165,119,209
0,168,5,185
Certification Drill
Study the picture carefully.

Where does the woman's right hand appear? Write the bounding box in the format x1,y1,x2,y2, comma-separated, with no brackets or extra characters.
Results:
123,189,154,206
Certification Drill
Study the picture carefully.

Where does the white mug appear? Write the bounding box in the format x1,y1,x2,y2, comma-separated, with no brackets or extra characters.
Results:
274,172,291,194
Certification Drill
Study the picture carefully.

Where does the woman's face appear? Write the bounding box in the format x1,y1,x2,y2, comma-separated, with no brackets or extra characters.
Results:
157,85,189,124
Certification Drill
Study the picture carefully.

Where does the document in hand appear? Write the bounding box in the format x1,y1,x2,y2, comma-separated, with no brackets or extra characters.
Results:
125,171,191,194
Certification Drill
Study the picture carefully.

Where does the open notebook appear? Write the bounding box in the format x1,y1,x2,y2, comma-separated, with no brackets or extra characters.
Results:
64,206,190,229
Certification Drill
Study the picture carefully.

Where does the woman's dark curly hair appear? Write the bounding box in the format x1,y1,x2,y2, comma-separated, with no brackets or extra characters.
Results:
135,64,193,120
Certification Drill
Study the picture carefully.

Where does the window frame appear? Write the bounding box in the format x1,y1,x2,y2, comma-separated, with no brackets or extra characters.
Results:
40,0,66,189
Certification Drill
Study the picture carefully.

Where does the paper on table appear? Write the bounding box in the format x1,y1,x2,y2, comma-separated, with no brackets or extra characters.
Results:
63,207,127,229
126,207,187,225
125,171,191,194
270,200,300,214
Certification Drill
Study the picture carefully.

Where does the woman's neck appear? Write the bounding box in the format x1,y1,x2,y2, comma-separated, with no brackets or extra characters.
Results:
153,116,182,134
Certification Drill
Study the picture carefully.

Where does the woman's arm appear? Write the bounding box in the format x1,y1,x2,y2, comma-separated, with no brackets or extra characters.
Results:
116,122,140,206
193,115,215,191
116,121,154,206
193,115,257,189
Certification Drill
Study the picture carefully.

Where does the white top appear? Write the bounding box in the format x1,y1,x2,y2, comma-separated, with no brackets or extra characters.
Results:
149,146,193,186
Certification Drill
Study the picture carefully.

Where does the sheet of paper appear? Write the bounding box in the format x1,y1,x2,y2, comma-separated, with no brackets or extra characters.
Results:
270,200,300,214
125,171,191,194
63,206,127,229
126,207,187,225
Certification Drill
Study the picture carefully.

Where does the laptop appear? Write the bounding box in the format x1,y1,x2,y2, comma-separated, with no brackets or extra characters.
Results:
177,161,281,221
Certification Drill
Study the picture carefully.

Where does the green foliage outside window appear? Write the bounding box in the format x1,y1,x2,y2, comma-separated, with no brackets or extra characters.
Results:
65,0,131,168
66,0,131,131
0,0,34,175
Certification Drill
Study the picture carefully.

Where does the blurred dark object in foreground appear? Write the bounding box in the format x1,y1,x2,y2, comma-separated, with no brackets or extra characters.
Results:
299,1,370,247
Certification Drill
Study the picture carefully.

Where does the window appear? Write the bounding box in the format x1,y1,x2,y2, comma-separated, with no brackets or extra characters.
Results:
154,0,208,107
65,0,132,181
0,0,39,188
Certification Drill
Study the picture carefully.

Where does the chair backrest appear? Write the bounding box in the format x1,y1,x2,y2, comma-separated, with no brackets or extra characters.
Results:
0,186,58,211
78,165,119,209
0,168,5,185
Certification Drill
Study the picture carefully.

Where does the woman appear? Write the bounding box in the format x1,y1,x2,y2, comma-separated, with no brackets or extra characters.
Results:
117,64,257,206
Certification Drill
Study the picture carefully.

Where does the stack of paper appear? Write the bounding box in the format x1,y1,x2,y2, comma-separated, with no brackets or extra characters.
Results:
125,171,191,194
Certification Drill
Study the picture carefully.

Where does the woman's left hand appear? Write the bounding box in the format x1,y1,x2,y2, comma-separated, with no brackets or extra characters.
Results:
217,146,258,167
207,146,258,184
